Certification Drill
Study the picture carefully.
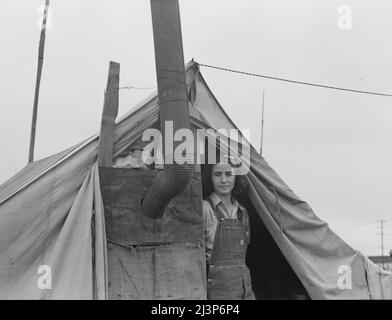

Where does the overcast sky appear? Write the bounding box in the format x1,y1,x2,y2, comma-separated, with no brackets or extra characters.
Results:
0,0,391,256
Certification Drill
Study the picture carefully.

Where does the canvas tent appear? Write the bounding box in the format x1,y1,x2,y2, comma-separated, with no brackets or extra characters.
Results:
0,61,391,299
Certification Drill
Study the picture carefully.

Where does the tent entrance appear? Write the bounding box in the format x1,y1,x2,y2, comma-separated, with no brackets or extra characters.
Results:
241,193,310,299
200,166,310,300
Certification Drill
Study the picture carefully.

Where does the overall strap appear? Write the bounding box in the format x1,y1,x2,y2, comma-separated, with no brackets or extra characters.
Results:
237,206,244,223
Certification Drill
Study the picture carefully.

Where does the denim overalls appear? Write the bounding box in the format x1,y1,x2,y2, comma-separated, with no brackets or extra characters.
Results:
206,198,255,300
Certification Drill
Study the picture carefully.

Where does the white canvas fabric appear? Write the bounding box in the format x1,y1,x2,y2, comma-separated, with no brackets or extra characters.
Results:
0,61,391,299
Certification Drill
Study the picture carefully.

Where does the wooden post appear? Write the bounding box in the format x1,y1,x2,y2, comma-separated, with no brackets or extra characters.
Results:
98,61,120,167
28,0,50,163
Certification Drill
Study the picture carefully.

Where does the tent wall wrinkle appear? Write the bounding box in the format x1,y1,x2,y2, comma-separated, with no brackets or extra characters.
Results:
365,258,392,299
44,165,94,299
0,136,98,298
92,163,108,299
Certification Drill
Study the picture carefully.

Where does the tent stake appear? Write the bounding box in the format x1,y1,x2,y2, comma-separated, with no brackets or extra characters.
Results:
28,0,50,163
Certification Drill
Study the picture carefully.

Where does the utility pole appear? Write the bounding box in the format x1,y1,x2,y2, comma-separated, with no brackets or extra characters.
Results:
377,219,387,269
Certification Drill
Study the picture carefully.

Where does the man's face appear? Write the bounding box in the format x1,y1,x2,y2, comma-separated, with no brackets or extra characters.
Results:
212,163,235,196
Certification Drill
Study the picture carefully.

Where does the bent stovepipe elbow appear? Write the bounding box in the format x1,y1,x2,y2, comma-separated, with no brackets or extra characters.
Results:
141,158,194,219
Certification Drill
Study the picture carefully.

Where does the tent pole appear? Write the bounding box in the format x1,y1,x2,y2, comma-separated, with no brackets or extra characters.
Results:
260,89,265,155
28,0,50,163
98,61,120,167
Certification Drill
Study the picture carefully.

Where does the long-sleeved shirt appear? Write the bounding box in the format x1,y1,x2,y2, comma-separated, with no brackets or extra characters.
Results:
202,192,250,263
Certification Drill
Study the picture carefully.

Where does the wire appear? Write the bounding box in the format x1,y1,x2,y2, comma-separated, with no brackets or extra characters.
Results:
199,63,392,97
332,222,377,230
118,85,156,90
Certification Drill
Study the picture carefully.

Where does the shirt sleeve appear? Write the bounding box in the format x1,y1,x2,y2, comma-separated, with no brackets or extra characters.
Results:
202,200,214,232
202,200,215,262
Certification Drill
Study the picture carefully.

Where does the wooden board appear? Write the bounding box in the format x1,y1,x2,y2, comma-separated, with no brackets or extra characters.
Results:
107,242,206,300
98,61,120,167
100,168,203,245
99,167,206,299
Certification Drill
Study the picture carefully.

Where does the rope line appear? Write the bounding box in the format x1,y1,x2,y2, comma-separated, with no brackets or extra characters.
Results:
199,63,392,97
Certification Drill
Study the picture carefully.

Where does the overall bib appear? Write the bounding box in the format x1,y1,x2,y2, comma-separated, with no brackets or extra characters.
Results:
206,198,255,300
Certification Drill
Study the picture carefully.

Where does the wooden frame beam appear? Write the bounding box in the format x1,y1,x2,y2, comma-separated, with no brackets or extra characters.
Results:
98,61,120,167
